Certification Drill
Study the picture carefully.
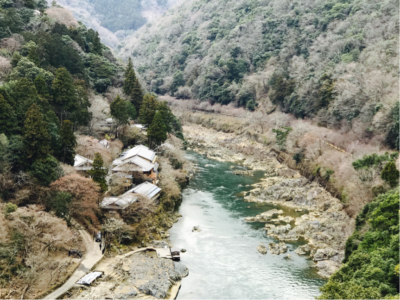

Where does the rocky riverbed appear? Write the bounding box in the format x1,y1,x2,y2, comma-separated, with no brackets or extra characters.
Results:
183,124,354,278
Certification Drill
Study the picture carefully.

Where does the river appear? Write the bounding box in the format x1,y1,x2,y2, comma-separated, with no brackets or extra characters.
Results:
170,152,325,299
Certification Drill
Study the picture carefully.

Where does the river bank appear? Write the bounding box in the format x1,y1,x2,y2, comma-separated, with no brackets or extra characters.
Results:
183,123,354,278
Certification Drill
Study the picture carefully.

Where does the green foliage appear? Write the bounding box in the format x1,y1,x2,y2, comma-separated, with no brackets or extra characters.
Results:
88,153,108,193
46,191,72,223
57,120,77,165
246,100,256,111
139,94,158,127
110,95,130,126
381,162,399,188
269,73,295,108
27,45,40,66
34,75,49,98
84,53,116,92
23,104,50,165
10,57,54,83
319,189,399,299
322,168,334,181
30,154,61,186
126,101,137,120
4,203,17,215
131,77,144,110
52,68,77,118
293,151,304,164
272,127,292,150
157,101,174,133
0,94,17,136
123,68,136,97
352,152,398,170
7,135,24,172
148,111,167,146
386,102,399,150
11,52,22,68
0,134,9,173
170,71,185,95
124,57,134,78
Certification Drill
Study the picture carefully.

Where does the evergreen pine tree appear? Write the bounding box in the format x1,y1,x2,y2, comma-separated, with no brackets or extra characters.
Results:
126,101,137,120
34,75,48,97
0,95,17,136
110,95,129,136
123,68,136,98
131,77,144,110
110,95,130,125
23,104,51,165
58,120,77,165
27,46,40,66
92,32,102,55
34,75,51,112
88,153,108,193
52,68,77,121
11,78,39,129
157,101,174,133
124,57,134,78
0,87,16,109
381,162,399,188
148,111,167,146
139,94,158,127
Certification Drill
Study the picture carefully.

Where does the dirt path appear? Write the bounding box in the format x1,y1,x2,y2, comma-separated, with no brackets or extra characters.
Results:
44,230,103,299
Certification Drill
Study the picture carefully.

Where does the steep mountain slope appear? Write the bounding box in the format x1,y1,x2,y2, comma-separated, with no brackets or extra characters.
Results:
47,0,182,47
116,0,399,150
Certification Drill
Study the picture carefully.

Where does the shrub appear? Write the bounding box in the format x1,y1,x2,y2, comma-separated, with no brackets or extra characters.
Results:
272,127,292,150
381,162,399,188
4,203,17,215
352,153,398,170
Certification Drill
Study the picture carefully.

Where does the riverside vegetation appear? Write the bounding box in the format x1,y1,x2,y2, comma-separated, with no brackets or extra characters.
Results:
0,1,190,298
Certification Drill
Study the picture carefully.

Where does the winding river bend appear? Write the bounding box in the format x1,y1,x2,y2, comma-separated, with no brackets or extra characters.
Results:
170,152,325,299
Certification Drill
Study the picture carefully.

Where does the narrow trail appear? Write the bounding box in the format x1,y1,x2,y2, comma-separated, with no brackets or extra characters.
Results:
44,230,103,300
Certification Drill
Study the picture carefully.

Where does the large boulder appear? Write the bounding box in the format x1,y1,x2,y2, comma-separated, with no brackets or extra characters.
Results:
257,243,267,255
268,242,288,255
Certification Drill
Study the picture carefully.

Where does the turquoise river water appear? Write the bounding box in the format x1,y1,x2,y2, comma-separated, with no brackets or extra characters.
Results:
169,152,326,299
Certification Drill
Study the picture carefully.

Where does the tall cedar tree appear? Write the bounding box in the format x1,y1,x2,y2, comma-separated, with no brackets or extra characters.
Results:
124,57,134,78
123,68,136,98
23,104,51,165
148,111,167,146
71,80,92,126
92,32,102,55
34,75,49,98
131,77,144,110
110,95,129,136
157,101,174,133
52,68,77,121
58,120,77,165
27,46,40,66
0,95,17,136
139,94,158,127
12,78,39,127
126,101,137,120
88,153,108,193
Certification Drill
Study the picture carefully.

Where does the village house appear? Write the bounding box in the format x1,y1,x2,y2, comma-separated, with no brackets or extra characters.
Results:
101,182,162,210
112,145,158,184
73,154,93,175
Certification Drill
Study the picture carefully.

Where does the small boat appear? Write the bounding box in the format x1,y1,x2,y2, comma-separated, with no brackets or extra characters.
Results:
171,247,180,261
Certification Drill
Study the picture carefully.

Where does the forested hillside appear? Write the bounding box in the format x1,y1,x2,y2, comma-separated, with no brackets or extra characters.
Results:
0,1,122,295
116,0,399,151
47,0,182,47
